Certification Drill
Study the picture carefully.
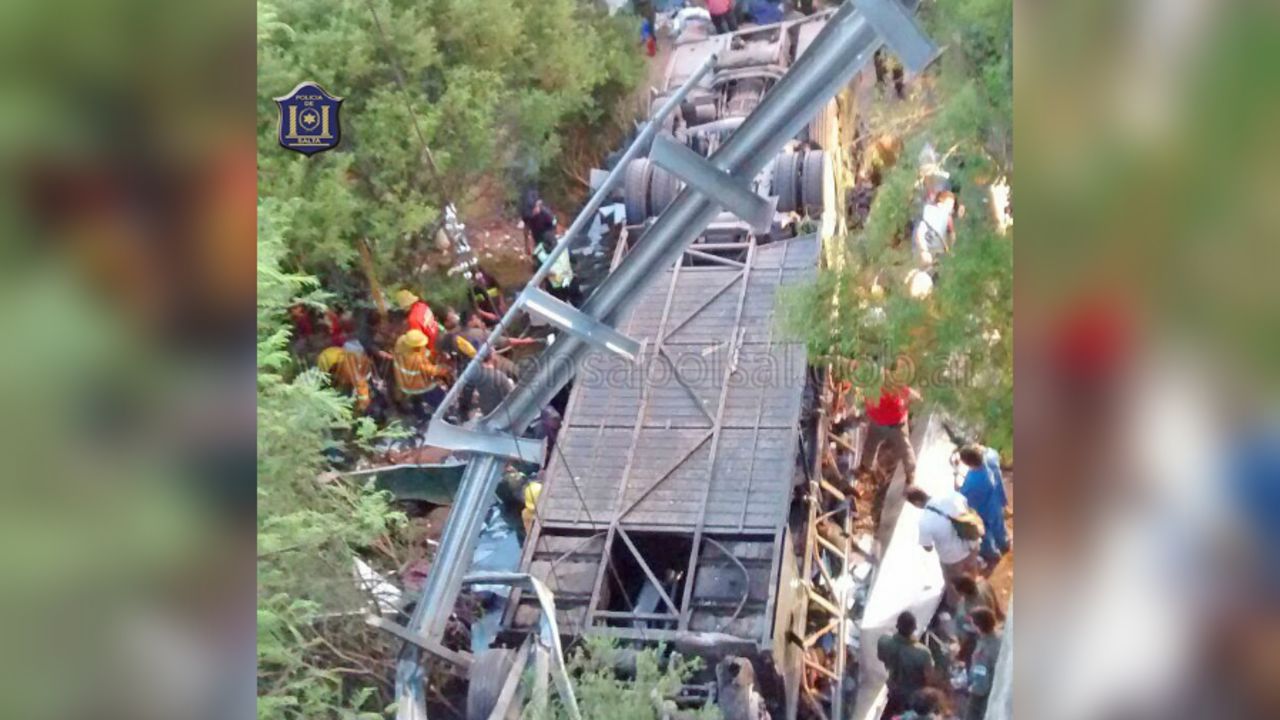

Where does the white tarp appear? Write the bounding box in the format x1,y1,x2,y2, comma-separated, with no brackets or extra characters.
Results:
851,414,956,720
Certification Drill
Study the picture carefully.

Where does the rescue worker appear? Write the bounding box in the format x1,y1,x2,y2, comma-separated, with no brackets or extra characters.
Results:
467,311,539,376
338,340,375,414
521,191,578,303
468,265,506,324
521,480,542,535
435,308,480,366
520,190,557,266
906,486,983,608
877,611,934,718
392,329,448,421
445,304,540,379
289,304,319,356
458,353,515,420
436,308,533,381
543,258,577,305
896,688,947,720
965,608,1002,720
905,267,934,299
716,656,770,720
317,345,345,374
317,341,374,413
636,0,657,57
859,378,923,526
322,305,352,347
859,134,904,187
395,289,439,352
634,0,656,35
529,232,578,306
873,48,905,100
952,573,1004,662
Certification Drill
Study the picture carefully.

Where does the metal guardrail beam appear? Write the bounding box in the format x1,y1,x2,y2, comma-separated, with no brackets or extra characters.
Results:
366,615,474,670
395,3,940,718
648,135,777,233
426,54,718,426
396,67,718,718
489,0,909,442
422,420,545,466
857,0,941,73
518,287,644,362
403,56,717,654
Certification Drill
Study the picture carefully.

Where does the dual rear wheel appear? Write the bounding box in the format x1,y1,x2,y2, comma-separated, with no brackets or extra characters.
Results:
621,148,829,223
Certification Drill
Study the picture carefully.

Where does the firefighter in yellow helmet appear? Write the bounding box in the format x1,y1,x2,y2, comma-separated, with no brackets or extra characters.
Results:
395,289,439,352
317,342,374,413
317,346,345,374
392,328,448,421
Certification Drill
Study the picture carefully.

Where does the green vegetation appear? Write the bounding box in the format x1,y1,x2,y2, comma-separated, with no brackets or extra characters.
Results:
543,638,720,720
257,0,645,307
257,197,407,718
256,1,647,716
787,0,1014,455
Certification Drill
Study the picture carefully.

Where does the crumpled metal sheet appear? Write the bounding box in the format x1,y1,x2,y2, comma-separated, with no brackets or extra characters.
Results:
467,504,522,598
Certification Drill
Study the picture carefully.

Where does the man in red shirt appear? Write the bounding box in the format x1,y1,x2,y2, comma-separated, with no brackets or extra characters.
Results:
706,0,737,34
859,381,922,527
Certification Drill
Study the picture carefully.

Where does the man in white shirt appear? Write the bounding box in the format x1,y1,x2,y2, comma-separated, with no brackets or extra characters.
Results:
906,486,980,608
912,191,957,266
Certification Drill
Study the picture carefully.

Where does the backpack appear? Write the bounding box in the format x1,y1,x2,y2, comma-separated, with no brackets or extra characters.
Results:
928,504,985,542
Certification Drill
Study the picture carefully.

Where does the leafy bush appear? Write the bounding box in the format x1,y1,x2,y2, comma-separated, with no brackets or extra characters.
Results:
257,198,406,718
541,637,721,720
785,0,1013,456
257,2,647,714
258,0,645,304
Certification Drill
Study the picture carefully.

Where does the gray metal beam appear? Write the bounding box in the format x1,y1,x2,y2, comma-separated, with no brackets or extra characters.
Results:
396,3,940,718
427,53,719,427
422,0,893,647
856,0,941,73
677,245,756,632
519,287,643,362
649,135,777,234
422,419,546,465
400,70,719,686
368,615,473,670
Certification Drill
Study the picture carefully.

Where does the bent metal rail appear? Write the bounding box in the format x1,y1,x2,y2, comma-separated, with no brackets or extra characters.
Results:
385,3,941,719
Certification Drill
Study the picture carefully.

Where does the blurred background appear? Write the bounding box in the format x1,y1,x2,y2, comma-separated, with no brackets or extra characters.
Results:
1016,0,1280,718
0,1,254,719
0,0,1274,718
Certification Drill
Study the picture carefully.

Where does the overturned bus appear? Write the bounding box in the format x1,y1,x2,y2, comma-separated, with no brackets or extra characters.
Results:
492,11,862,720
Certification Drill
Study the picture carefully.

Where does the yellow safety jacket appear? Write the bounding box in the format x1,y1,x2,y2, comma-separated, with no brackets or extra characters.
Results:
522,481,543,534
335,352,373,412
393,336,444,396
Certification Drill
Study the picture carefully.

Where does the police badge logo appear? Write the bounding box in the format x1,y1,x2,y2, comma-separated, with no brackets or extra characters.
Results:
275,82,343,156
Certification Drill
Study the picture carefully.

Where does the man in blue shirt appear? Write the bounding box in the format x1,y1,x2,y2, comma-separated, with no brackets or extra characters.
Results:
957,444,1010,563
